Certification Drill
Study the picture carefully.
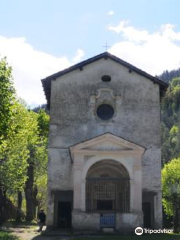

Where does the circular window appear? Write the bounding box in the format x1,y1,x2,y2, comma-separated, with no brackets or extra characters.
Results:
97,104,114,120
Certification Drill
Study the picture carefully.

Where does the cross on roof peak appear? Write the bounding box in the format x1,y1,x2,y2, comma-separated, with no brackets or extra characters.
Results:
103,42,110,51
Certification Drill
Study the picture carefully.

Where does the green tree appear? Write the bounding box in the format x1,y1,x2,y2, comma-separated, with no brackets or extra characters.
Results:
0,103,32,191
0,57,16,224
0,57,49,223
35,109,49,211
162,158,180,233
0,57,15,146
25,109,49,221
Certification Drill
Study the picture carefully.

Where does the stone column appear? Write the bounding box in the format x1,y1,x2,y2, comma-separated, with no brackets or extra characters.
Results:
130,178,135,212
73,166,82,210
46,190,54,228
154,191,162,228
133,158,143,226
73,154,83,211
133,164,142,212
81,179,86,211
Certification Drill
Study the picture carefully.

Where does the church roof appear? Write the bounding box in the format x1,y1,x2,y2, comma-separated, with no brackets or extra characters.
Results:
41,51,168,109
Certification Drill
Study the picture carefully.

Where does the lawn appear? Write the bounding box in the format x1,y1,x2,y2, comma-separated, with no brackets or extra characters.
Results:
73,234,180,240
0,231,19,240
1,230,180,240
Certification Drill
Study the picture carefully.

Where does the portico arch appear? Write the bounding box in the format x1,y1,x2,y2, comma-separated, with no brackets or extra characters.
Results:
82,156,133,181
87,159,130,178
85,160,130,213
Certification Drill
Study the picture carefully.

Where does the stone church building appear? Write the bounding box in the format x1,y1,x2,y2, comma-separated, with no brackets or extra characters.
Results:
42,52,167,231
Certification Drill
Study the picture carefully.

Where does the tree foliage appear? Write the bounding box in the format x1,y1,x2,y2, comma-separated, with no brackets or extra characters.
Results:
159,68,180,83
162,158,180,217
161,76,180,231
0,58,15,143
161,78,180,164
25,108,49,220
0,57,49,222
0,103,30,191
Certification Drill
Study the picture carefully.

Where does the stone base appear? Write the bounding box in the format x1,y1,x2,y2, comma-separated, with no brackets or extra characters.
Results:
72,211,143,232
102,228,114,233
72,211,100,231
116,212,143,231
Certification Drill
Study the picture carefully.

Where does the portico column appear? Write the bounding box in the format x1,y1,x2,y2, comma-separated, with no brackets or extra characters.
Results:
46,189,54,227
133,163,142,212
73,155,83,211
81,179,86,211
130,178,135,212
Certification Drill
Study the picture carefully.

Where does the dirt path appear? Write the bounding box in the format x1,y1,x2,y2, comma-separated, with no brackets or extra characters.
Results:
12,227,42,240
3,226,70,240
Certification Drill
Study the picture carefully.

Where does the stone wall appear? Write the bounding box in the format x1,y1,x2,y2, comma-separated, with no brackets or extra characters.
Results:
72,211,143,232
49,58,160,149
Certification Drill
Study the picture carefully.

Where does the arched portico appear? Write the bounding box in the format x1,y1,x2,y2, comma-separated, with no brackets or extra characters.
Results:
70,133,145,230
85,160,130,213
80,156,134,212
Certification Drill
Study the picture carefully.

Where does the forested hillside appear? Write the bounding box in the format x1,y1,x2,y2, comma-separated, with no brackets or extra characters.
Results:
158,68,180,83
160,76,180,165
160,71,180,230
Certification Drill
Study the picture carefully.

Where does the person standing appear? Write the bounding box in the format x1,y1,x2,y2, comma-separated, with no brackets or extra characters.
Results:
37,209,46,232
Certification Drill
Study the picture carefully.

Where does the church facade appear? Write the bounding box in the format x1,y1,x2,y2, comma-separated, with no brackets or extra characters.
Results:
42,52,168,231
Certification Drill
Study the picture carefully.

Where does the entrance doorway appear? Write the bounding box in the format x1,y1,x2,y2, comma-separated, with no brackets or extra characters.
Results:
58,201,72,229
142,192,155,229
54,190,73,229
143,202,151,228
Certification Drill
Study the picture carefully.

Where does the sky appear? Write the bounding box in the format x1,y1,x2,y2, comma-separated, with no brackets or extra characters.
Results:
1,0,180,107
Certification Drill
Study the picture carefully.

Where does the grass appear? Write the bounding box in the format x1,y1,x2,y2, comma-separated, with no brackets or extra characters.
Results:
0,231,19,240
73,234,180,240
1,229,180,240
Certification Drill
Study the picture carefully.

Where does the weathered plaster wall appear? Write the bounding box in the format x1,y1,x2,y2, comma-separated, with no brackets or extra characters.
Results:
49,58,160,149
48,148,73,190
142,148,161,192
49,57,161,188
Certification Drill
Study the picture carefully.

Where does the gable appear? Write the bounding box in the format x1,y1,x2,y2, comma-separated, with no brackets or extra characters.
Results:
42,52,168,109
70,133,145,157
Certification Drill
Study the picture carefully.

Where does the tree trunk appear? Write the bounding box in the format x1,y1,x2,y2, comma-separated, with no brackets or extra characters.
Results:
25,159,36,221
0,186,4,225
173,202,179,233
33,185,38,218
16,191,22,222
0,185,7,225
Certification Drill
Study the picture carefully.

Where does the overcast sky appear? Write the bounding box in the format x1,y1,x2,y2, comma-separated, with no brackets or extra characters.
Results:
0,0,180,107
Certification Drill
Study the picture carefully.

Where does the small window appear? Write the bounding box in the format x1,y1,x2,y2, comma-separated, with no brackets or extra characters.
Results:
97,104,114,120
101,75,111,82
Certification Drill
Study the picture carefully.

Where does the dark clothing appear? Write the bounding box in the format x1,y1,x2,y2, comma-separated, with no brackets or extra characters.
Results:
38,212,46,223
37,211,46,232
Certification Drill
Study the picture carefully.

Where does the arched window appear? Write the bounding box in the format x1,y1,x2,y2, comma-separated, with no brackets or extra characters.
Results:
86,160,130,213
